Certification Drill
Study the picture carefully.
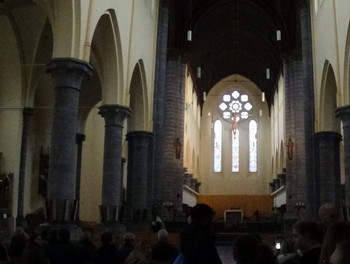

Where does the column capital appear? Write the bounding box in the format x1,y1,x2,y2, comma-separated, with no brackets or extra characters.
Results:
336,105,350,127
98,104,132,127
47,58,93,90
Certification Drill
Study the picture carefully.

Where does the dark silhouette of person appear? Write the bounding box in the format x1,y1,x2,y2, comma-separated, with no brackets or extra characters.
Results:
93,231,121,264
119,232,135,263
152,229,178,263
9,227,28,262
47,228,80,264
180,203,222,264
21,232,47,264
78,231,96,264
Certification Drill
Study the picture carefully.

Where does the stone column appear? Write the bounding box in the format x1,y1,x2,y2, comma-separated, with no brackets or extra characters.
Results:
46,58,92,222
300,0,316,221
313,131,342,220
153,0,169,201
284,1,314,219
126,131,153,222
98,104,131,223
336,105,350,218
160,60,186,217
16,107,34,227
284,56,305,213
75,133,86,222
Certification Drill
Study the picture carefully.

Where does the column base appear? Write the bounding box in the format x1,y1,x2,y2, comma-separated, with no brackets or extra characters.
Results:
45,198,78,223
99,205,121,223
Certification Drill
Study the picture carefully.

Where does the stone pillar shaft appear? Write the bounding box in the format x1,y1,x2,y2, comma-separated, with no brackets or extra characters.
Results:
153,2,169,201
160,61,186,214
46,58,92,222
336,105,350,217
313,131,342,219
284,2,314,217
17,107,34,226
98,104,131,222
126,131,153,222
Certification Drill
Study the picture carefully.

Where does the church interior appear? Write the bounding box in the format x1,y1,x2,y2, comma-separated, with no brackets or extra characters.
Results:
0,0,349,238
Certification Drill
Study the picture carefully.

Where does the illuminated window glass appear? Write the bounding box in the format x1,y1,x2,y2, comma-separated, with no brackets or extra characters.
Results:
232,130,239,172
214,120,222,172
249,120,257,172
218,91,252,122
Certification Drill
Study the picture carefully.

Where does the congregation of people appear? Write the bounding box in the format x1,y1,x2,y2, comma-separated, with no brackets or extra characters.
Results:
0,225,179,264
176,203,350,264
230,202,350,264
0,202,350,264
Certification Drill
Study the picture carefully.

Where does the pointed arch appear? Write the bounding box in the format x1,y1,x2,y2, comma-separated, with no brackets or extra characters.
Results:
320,61,340,132
90,9,123,105
128,60,148,131
28,20,53,104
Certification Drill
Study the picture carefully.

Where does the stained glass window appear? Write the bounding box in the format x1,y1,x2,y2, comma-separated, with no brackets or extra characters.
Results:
232,129,239,172
249,120,257,172
214,120,222,172
215,90,258,173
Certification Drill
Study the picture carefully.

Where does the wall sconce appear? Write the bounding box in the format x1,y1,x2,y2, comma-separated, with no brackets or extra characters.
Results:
203,92,207,101
259,109,263,117
266,68,270,79
261,92,265,102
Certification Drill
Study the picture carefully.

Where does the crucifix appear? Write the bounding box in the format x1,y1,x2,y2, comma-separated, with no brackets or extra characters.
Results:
231,113,239,136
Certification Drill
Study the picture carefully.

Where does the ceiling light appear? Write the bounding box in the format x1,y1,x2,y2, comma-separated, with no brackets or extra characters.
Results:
187,30,192,41
277,30,281,41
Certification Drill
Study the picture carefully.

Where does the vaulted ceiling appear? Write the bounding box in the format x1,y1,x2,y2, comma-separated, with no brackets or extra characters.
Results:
170,0,300,107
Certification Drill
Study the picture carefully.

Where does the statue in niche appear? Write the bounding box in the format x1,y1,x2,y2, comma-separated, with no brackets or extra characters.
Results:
285,138,295,160
175,137,182,159
38,147,49,197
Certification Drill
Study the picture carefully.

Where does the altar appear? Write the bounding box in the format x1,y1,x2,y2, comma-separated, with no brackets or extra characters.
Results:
224,209,243,223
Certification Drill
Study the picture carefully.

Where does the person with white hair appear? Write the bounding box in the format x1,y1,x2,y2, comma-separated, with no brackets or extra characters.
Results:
152,229,178,263
319,203,341,231
119,232,136,264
